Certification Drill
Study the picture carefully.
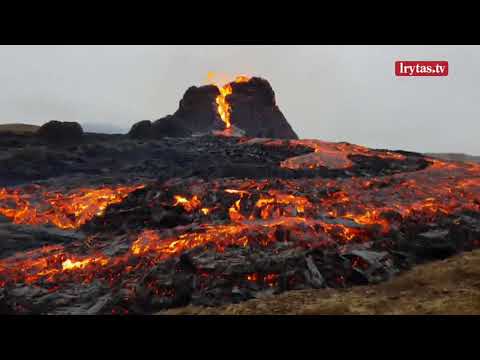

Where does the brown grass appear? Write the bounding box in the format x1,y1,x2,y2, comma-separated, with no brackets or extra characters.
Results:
159,250,480,315
0,123,39,134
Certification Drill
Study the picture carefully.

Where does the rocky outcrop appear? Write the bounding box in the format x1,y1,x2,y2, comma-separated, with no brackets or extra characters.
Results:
128,116,192,140
36,121,84,144
228,77,298,139
129,77,299,140
128,120,152,139
173,85,222,133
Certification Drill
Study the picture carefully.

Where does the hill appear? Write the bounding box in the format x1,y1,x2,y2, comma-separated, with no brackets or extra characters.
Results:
0,123,39,134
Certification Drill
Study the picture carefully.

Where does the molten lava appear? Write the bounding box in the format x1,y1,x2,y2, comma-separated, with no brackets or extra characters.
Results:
173,195,201,212
0,184,144,229
242,139,407,170
207,72,250,132
1,136,480,313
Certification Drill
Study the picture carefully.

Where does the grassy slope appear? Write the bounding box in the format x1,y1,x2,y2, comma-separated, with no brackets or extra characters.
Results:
160,250,480,315
0,124,39,134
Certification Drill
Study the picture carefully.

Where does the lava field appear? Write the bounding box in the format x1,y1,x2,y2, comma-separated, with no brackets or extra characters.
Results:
0,76,479,314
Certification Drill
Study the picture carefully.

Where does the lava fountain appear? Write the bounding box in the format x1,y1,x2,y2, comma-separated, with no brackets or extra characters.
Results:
207,72,250,133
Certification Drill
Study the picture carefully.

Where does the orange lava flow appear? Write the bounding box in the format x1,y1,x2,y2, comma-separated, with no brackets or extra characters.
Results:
208,72,250,130
0,184,144,229
281,140,407,169
1,145,480,290
241,139,406,170
0,243,109,285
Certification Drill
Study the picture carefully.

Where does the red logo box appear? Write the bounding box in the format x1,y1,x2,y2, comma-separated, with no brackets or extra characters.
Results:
395,61,448,76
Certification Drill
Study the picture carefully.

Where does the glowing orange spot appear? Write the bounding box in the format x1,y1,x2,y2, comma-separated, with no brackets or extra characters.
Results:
62,258,91,271
173,195,201,212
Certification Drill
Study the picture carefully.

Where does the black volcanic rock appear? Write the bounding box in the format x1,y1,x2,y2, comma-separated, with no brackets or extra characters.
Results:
153,116,192,138
173,85,223,133
229,77,298,139
128,120,152,139
128,117,192,140
37,121,84,144
129,77,298,140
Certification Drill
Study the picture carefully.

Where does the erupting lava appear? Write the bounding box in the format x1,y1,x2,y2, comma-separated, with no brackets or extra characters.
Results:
207,72,250,132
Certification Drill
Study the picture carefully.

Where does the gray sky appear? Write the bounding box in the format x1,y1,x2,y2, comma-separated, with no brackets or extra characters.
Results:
1,45,479,154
